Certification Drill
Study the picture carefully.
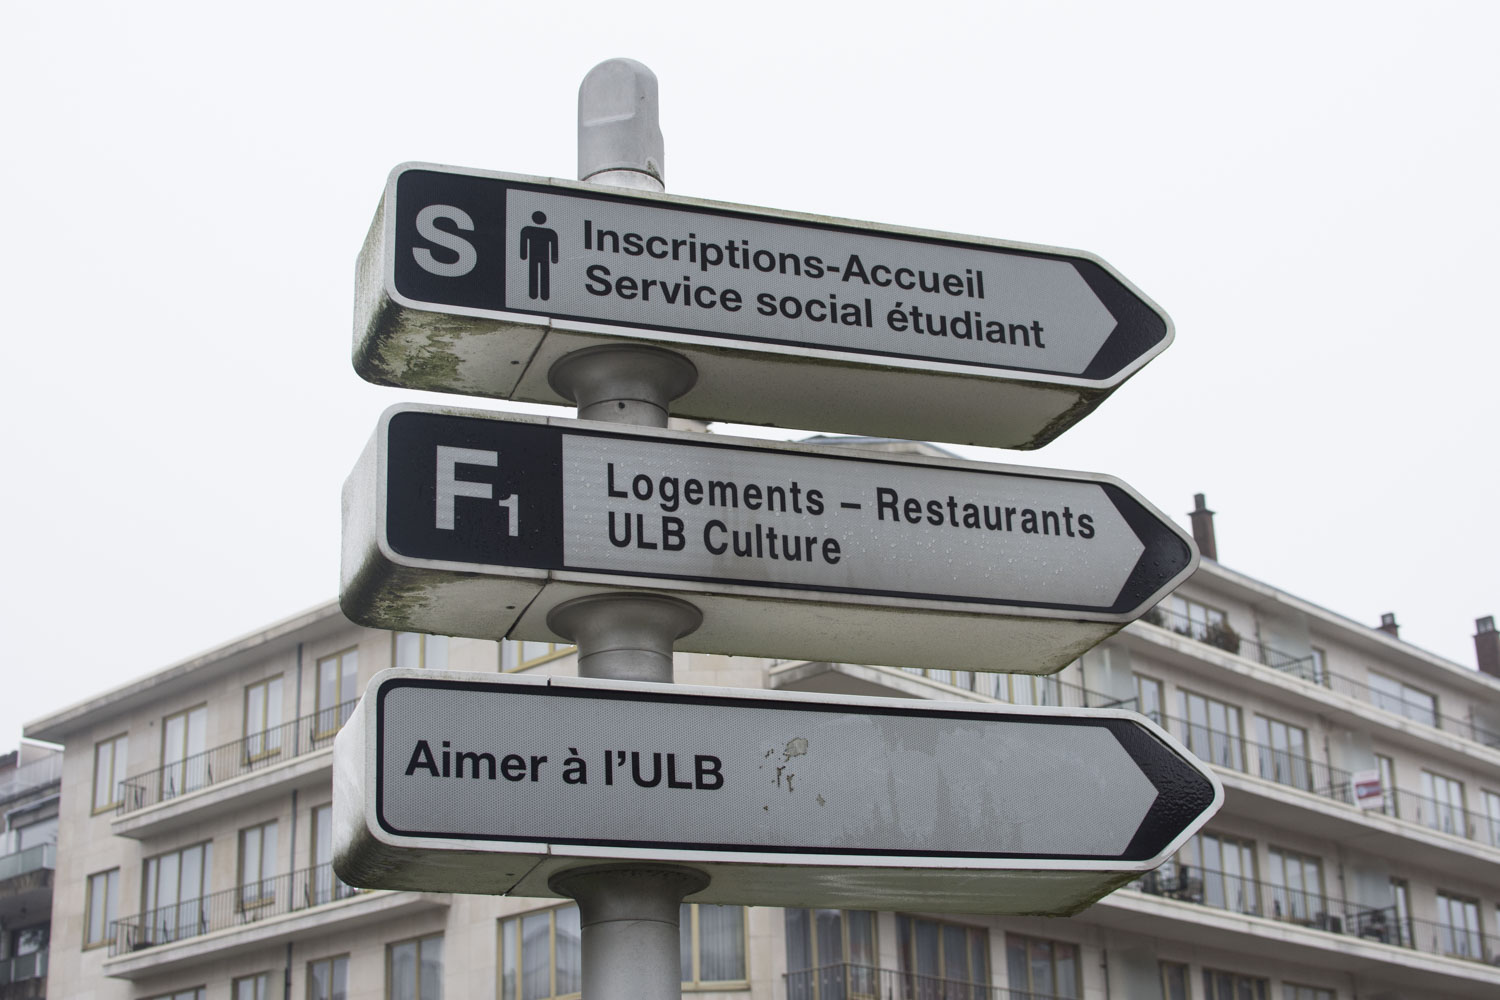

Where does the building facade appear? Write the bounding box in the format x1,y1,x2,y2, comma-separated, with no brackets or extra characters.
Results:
0,742,63,999
25,503,1500,1000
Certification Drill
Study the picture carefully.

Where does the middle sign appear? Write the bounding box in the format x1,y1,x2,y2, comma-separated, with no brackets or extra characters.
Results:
353,164,1173,449
342,405,1197,673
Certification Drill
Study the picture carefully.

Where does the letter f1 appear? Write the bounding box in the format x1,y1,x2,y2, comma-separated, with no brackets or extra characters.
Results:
434,446,519,536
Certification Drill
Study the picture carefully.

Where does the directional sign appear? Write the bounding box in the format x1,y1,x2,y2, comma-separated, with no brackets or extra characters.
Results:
333,670,1222,914
341,404,1197,674
353,165,1173,449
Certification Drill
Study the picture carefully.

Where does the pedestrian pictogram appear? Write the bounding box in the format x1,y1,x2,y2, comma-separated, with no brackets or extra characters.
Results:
519,211,558,300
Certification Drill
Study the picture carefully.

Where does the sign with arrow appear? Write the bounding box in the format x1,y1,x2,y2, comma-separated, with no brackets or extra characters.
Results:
334,670,1222,914
353,165,1173,449
341,404,1197,674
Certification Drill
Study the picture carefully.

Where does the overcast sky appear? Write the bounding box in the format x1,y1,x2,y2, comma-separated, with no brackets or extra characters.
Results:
3,1,1495,750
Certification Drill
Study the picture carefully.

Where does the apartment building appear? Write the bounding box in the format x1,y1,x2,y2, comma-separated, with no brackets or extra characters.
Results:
25,498,1500,1000
0,742,63,999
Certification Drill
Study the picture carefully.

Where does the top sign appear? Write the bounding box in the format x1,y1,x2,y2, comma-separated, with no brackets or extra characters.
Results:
354,165,1173,449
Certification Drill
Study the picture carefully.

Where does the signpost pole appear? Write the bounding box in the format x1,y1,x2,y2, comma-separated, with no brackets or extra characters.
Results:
552,58,705,1000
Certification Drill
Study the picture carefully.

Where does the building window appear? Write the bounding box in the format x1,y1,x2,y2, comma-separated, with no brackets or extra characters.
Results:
500,906,579,1000
1282,986,1334,1000
1267,847,1324,924
1308,646,1328,685
84,868,119,949
1420,770,1468,837
1480,789,1500,848
1374,754,1398,817
1202,969,1267,1000
1178,832,1259,914
390,933,443,1000
785,909,877,1000
142,841,212,945
162,705,208,797
1255,716,1312,791
243,675,284,761
92,733,128,813
502,640,575,672
1436,891,1483,960
1004,933,1077,998
1178,690,1245,771
233,973,273,1000
681,904,748,987
1389,878,1413,947
1135,675,1164,724
896,916,989,996
988,672,1062,706
1160,595,1236,650
238,820,278,908
310,804,355,904
1367,672,1437,727
309,955,350,1000
395,632,449,670
146,990,206,1000
316,648,359,737
1159,962,1189,1000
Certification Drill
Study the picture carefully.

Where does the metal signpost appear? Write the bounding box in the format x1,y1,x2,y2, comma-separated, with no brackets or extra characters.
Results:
333,58,1212,1000
353,174,1171,450
335,669,1222,911
341,403,1196,674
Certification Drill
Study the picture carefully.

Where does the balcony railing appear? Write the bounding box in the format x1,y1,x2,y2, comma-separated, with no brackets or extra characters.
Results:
117,700,356,814
0,844,54,882
897,668,1134,711
0,949,46,986
0,756,62,803
1131,864,1500,965
786,963,1076,1000
1140,606,1500,750
108,861,361,956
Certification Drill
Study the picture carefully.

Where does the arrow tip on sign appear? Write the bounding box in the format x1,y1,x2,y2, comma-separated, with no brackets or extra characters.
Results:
1108,719,1222,862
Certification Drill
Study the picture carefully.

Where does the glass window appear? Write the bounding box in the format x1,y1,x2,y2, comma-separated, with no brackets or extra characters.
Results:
1390,878,1413,947
234,973,272,1000
1367,672,1437,727
1308,646,1328,685
238,820,278,908
1267,847,1324,924
146,989,206,1000
310,955,350,1000
1282,986,1334,1000
1178,832,1259,914
1255,716,1312,791
786,909,877,1000
1159,962,1189,1000
310,804,355,904
84,868,119,949
500,906,579,1000
1373,754,1398,817
680,903,747,986
395,632,450,670
161,705,208,797
1135,675,1164,723
1163,595,1231,644
142,841,212,945
243,676,283,761
1005,933,1076,999
1202,969,1267,1000
991,672,1062,706
896,916,989,998
389,933,443,1000
1178,690,1245,771
1481,789,1500,848
501,640,576,672
1436,891,1483,960
316,648,359,737
1420,770,1468,837
93,734,129,812
12,814,57,852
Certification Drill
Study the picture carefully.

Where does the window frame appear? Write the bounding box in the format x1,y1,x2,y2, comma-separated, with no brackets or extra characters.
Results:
242,675,284,763
1004,932,1079,999
92,733,129,814
83,867,120,950
1420,769,1468,837
1267,846,1325,924
315,648,360,738
145,989,207,1000
1178,689,1245,771
142,840,213,946
233,972,273,1000
394,632,451,670
897,914,991,991
502,640,576,672
1158,961,1189,1000
237,819,279,910
1135,675,1165,724
1254,715,1312,791
1201,968,1267,1000
499,904,581,1000
160,703,208,798
1435,890,1484,960
388,932,444,1000
680,903,749,989
309,954,350,1000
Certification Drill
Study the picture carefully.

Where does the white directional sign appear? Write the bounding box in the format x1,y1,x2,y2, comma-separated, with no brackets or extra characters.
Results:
341,404,1198,674
333,670,1222,914
353,165,1173,449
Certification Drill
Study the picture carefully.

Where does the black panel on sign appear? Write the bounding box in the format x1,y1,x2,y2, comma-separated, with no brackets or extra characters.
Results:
385,412,563,569
392,170,511,312
1101,483,1195,614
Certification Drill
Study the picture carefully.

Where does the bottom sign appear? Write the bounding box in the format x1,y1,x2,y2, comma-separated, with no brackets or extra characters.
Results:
334,670,1221,915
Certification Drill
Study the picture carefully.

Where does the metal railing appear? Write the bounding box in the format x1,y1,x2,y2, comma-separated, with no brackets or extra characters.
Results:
0,843,54,882
786,964,1076,1000
1140,606,1500,750
117,700,357,814
1131,864,1500,964
108,861,361,956
0,949,46,985
896,668,1134,711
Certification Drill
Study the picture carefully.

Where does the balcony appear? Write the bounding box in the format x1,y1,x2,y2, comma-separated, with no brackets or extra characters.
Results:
0,757,61,805
0,845,54,926
1139,606,1500,751
112,701,355,839
103,862,448,980
786,963,1072,1000
0,949,47,1000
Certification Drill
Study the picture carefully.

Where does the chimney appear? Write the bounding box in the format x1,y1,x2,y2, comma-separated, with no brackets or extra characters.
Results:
1477,616,1500,678
1189,493,1217,562
1378,612,1400,638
